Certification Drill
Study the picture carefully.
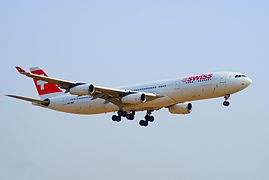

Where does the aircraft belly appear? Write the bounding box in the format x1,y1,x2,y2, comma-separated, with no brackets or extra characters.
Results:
88,99,119,114
48,97,118,114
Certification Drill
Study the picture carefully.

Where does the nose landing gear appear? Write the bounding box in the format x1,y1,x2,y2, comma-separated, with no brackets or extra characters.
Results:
223,94,230,107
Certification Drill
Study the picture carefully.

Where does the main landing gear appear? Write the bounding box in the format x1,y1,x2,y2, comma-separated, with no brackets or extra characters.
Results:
223,94,230,107
139,111,155,127
112,110,155,127
112,110,135,122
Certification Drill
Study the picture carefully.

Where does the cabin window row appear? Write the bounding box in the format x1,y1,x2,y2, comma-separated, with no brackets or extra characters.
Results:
235,75,246,78
132,85,167,91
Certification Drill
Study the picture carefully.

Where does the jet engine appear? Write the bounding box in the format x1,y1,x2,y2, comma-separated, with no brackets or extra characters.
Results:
69,84,95,96
42,99,50,107
121,93,146,104
168,102,192,114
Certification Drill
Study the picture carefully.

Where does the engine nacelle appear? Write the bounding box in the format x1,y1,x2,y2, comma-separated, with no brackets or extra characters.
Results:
121,93,146,104
42,99,50,106
69,84,95,96
168,102,192,114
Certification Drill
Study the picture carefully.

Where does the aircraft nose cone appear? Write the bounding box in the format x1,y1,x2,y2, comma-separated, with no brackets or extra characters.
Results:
246,78,252,86
243,77,252,87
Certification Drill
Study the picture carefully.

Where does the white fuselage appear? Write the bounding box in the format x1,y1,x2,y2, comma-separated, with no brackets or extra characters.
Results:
46,72,252,114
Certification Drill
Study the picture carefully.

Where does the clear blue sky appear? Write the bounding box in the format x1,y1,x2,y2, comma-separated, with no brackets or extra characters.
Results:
1,0,269,180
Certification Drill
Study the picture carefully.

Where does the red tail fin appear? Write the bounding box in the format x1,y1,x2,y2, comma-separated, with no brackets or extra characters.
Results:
30,67,63,99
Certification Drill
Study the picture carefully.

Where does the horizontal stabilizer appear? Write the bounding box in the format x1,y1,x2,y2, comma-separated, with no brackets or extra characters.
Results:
6,94,50,106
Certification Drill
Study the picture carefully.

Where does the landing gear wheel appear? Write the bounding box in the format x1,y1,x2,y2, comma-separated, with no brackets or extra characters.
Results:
112,115,121,122
223,101,230,107
149,116,154,122
145,115,154,122
145,115,150,121
118,110,127,117
139,120,149,127
112,115,117,121
126,114,135,120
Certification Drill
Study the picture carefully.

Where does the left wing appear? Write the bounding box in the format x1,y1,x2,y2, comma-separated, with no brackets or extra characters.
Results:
15,66,162,106
90,85,161,106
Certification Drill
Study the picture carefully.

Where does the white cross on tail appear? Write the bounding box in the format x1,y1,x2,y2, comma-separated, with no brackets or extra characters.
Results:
37,80,48,90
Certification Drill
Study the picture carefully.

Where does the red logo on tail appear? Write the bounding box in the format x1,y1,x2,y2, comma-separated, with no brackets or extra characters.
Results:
30,68,62,96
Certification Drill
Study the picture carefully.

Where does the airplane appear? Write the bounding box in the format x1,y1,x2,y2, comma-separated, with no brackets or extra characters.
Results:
6,66,252,127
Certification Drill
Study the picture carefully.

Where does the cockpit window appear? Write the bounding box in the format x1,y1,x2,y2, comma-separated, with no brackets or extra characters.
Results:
235,74,246,78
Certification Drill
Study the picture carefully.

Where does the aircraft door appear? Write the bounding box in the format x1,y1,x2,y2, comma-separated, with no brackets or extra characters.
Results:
220,76,226,83
217,74,228,93
175,80,181,90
